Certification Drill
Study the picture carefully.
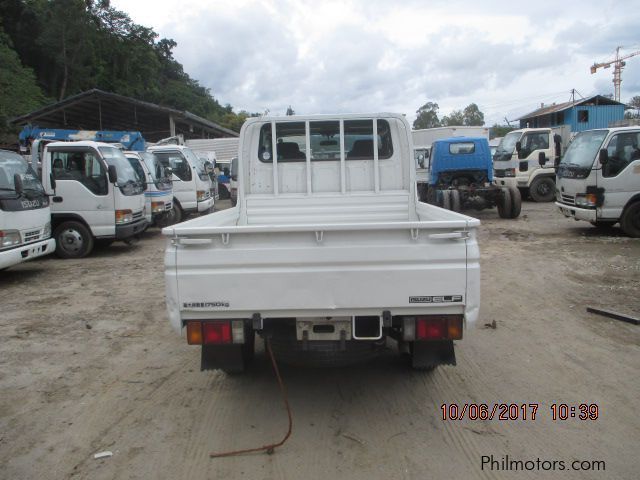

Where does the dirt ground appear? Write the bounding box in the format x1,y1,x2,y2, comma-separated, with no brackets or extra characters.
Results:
1,199,639,480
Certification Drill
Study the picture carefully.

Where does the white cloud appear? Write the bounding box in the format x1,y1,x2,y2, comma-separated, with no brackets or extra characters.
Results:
111,0,640,125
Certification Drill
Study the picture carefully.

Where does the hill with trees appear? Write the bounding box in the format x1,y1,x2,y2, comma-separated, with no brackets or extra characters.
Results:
0,0,256,143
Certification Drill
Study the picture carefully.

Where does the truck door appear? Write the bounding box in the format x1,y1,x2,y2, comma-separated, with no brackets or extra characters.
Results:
520,131,551,171
598,130,640,219
48,147,115,236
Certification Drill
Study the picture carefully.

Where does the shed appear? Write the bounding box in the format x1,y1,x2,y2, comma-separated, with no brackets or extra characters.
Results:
517,95,625,132
10,89,238,143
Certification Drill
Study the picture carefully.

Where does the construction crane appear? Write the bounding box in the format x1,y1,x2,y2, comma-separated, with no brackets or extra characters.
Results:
590,46,640,102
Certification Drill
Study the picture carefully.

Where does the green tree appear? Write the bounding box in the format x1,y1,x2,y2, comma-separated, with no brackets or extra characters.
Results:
462,103,485,126
441,103,485,126
413,102,440,129
490,124,515,139
0,30,48,142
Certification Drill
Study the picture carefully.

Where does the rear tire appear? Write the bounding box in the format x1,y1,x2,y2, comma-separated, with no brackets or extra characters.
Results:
442,190,451,210
497,187,512,218
54,221,94,259
529,177,555,202
620,202,640,238
508,186,522,218
450,190,461,212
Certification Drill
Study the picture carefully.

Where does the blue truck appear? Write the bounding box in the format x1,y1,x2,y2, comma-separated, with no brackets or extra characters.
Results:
418,137,521,218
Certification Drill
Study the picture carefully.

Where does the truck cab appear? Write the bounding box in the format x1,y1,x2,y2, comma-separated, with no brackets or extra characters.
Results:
147,145,213,222
124,151,174,225
41,141,148,258
493,126,569,202
422,137,520,218
555,127,640,237
0,150,55,269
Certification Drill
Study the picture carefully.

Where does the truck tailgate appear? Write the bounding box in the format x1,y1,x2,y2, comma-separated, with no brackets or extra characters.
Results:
165,216,478,329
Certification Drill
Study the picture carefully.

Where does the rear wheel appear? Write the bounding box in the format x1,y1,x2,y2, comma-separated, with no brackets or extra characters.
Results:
508,186,522,218
497,187,512,218
529,177,555,202
450,190,461,212
442,190,451,210
620,202,640,238
54,221,94,258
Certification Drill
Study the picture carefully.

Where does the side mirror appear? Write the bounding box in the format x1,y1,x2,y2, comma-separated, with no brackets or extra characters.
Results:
13,173,24,195
50,173,56,191
599,149,609,165
538,151,547,167
164,166,173,177
515,141,522,153
108,164,118,184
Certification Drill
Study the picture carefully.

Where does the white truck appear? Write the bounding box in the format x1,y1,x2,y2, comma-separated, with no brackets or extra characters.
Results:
0,150,55,270
124,151,174,226
412,126,490,200
493,126,571,202
41,141,148,258
163,113,481,372
555,126,640,237
148,145,214,223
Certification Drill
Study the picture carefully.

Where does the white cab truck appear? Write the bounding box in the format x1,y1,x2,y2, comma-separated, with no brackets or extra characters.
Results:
124,151,174,225
163,113,481,373
148,145,213,223
555,126,640,237
0,150,55,269
493,126,571,202
42,141,148,258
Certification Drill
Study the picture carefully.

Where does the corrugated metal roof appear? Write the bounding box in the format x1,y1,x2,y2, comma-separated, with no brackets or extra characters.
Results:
516,95,625,121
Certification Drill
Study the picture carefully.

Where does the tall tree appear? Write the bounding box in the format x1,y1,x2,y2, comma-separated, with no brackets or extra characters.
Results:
0,30,48,142
462,103,485,126
413,102,440,129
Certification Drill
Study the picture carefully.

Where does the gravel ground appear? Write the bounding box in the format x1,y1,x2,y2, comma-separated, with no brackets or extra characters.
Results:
1,199,639,479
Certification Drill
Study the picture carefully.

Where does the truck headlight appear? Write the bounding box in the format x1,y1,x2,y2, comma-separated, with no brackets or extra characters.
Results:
43,222,51,239
575,193,597,208
504,168,516,177
197,190,208,201
115,209,133,224
151,201,165,213
0,229,21,248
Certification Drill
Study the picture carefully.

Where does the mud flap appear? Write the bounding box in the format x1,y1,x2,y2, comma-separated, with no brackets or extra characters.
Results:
411,340,456,369
201,345,245,373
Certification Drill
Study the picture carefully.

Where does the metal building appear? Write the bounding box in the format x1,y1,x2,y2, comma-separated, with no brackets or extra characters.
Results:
517,95,626,132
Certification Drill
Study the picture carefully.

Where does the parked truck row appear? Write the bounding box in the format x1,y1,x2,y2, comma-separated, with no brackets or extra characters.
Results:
3,127,231,262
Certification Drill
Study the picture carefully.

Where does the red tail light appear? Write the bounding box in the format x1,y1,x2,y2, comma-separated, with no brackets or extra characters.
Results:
415,315,463,340
416,317,447,339
203,321,232,344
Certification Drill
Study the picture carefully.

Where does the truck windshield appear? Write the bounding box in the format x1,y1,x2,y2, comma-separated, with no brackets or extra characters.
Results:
0,150,45,197
557,130,608,178
140,152,172,190
183,148,209,181
99,147,144,195
493,131,521,161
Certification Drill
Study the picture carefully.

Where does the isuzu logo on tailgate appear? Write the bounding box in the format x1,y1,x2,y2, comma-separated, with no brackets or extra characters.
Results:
410,295,463,303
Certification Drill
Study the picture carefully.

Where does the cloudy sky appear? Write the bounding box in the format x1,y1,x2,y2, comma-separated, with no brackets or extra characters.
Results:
111,0,640,125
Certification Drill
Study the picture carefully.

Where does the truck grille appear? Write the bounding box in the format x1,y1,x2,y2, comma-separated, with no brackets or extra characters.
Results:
494,169,505,178
132,210,144,221
165,203,172,211
560,194,575,205
23,229,41,243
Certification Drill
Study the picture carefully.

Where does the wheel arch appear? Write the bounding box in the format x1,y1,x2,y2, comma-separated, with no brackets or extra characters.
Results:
51,213,93,235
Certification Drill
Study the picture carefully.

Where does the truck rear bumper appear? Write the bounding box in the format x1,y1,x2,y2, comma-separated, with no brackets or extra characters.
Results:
0,238,55,270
